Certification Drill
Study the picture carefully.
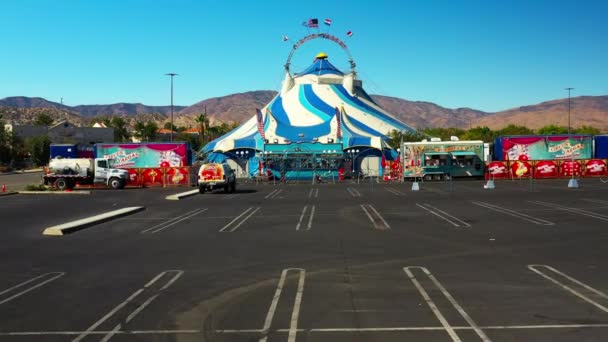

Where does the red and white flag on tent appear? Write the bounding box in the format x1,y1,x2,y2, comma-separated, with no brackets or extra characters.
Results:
346,30,353,37
255,108,265,139
302,18,319,28
335,107,342,139
324,18,332,26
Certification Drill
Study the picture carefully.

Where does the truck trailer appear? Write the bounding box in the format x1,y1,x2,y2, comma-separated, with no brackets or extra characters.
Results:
43,158,129,190
94,142,192,168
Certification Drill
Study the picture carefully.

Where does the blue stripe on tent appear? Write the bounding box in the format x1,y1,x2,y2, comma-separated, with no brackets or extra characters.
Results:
345,114,387,139
275,120,332,142
297,59,344,77
331,84,413,131
269,96,291,125
348,137,371,146
206,152,227,163
300,85,334,121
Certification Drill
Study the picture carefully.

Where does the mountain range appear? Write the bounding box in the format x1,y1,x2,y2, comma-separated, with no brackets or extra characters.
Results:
1,93,607,131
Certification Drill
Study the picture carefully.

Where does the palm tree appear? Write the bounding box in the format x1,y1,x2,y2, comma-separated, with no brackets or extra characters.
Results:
194,108,208,144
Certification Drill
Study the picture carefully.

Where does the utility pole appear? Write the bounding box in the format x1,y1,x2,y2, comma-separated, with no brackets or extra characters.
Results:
565,87,573,135
165,73,178,142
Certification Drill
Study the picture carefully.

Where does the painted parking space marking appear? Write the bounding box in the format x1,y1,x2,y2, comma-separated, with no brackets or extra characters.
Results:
259,268,306,342
265,189,283,199
223,194,239,200
141,208,208,234
346,187,361,197
472,201,555,225
295,205,315,231
530,201,608,222
404,266,491,342
360,204,390,230
219,207,261,232
416,203,471,228
528,264,608,313
72,270,183,342
0,272,65,305
582,198,608,205
385,188,405,196
308,188,319,199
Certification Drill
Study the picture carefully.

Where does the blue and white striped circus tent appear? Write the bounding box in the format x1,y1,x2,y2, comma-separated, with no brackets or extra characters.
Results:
202,50,416,179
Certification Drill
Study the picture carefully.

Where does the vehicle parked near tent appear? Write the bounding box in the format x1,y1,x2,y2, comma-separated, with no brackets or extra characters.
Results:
43,158,129,190
401,139,486,180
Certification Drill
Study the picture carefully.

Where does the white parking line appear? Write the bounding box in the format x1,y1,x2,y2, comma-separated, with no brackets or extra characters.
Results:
416,203,471,228
7,323,608,336
529,201,608,222
259,268,305,342
73,270,183,342
265,189,283,199
223,194,239,200
582,198,608,205
142,208,208,234
0,272,65,305
403,267,461,341
288,269,306,342
404,266,491,342
308,188,319,199
528,265,608,313
141,208,204,234
472,201,555,225
219,207,261,232
346,187,361,197
385,188,405,196
360,204,390,230
295,205,315,231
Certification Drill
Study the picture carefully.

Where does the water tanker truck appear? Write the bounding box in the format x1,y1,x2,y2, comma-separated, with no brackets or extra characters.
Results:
43,158,129,190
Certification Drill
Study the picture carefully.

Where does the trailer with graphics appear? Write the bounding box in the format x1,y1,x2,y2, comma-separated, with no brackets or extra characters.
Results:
401,140,486,180
489,135,607,179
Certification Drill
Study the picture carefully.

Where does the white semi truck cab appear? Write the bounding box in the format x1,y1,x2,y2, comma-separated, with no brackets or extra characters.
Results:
44,157,129,190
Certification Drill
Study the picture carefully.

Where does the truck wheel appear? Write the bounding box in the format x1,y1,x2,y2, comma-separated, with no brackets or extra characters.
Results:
109,177,123,189
230,183,236,193
199,186,205,194
55,178,68,191
224,185,230,193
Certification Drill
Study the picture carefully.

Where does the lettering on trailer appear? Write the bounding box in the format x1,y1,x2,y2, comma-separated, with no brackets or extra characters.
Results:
102,150,141,167
548,141,584,157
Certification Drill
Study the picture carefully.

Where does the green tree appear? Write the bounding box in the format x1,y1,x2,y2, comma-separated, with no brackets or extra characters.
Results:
163,122,178,132
536,124,568,135
134,121,158,142
422,127,466,141
34,113,54,126
574,125,601,135
24,135,51,166
498,124,534,136
194,113,208,143
386,129,427,148
110,117,130,142
175,132,201,152
0,114,11,165
462,126,497,142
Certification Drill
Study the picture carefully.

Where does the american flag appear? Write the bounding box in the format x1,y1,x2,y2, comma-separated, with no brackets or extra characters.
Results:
324,18,332,26
256,108,265,139
303,18,318,28
335,107,342,139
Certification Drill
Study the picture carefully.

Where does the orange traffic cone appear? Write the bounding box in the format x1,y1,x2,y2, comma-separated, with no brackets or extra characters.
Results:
2,184,6,193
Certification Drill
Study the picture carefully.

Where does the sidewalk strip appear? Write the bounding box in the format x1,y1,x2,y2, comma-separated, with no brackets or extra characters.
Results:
43,207,145,236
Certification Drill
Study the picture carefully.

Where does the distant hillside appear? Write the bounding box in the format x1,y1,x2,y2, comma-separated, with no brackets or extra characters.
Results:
476,96,608,130
0,96,185,117
73,103,186,117
2,94,607,131
178,90,277,125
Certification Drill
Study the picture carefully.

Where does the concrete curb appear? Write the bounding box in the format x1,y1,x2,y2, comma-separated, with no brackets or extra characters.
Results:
43,206,145,236
19,190,91,195
166,189,200,200
0,191,19,197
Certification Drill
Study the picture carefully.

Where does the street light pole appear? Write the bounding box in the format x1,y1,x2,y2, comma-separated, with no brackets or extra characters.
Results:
565,87,573,135
165,73,178,142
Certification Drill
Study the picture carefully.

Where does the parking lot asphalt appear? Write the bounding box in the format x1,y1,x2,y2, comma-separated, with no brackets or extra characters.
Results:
1,178,608,341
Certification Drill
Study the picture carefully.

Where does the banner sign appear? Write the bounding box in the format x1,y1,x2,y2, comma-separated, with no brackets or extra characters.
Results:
96,143,188,168
502,136,592,161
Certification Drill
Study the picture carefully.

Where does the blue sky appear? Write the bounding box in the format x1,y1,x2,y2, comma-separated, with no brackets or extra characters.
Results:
1,0,606,112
